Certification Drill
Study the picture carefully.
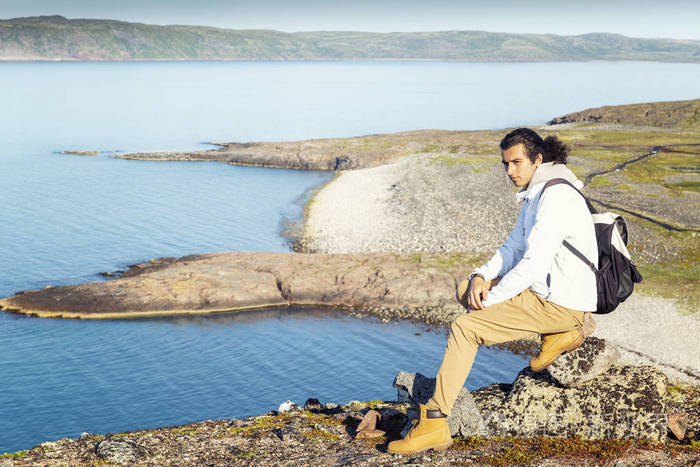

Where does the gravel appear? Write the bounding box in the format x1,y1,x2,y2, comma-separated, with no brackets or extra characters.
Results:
303,153,520,254
302,153,700,384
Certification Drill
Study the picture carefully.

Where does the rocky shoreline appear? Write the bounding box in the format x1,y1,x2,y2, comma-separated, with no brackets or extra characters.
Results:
3,338,698,466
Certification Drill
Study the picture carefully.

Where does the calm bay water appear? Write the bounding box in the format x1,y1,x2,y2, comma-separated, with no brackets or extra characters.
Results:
1,60,700,452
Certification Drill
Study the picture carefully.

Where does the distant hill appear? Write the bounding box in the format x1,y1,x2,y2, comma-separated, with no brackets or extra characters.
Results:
2,15,700,62
549,98,700,129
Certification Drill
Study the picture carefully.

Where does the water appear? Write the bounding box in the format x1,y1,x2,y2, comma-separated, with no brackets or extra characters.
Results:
0,308,529,453
2,60,700,453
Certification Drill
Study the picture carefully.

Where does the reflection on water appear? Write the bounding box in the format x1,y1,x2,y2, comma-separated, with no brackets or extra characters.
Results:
0,307,529,453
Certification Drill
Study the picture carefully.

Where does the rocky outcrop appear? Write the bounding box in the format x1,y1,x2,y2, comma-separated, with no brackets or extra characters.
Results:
395,339,670,441
547,98,700,130
547,336,622,387
476,365,668,440
0,252,476,320
116,130,462,171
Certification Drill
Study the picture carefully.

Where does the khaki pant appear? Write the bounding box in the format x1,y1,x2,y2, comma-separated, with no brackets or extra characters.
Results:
428,288,585,416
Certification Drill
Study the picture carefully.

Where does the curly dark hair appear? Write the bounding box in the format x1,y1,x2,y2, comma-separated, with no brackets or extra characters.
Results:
499,128,568,164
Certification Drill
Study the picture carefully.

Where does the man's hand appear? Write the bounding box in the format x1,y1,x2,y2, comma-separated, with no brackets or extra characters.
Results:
468,276,488,310
457,275,488,311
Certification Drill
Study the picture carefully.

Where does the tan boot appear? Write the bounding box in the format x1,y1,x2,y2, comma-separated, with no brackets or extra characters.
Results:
387,404,452,455
529,327,584,372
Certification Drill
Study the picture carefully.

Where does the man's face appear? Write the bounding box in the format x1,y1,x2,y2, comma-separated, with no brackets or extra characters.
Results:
502,144,542,188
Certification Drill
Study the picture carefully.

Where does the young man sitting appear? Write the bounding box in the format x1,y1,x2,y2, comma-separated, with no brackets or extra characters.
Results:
388,128,597,455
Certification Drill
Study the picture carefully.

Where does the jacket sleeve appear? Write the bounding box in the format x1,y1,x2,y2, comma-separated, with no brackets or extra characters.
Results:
481,187,571,307
473,205,527,281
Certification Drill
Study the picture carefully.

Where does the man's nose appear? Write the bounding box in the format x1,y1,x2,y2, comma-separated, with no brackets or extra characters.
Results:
506,164,515,176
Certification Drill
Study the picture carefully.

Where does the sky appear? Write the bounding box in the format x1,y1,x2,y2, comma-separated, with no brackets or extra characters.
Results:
1,0,700,40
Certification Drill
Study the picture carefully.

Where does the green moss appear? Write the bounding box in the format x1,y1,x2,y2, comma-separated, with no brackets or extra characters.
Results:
232,448,258,459
228,413,296,435
303,428,340,441
169,427,199,435
1,450,28,459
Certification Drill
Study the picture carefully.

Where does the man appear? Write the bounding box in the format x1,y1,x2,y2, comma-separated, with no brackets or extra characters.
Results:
388,128,598,455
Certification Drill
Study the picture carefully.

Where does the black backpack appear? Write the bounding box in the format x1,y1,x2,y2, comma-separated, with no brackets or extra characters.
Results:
543,178,643,314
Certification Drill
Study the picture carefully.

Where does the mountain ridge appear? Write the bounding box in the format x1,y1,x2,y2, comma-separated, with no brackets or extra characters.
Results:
2,15,700,62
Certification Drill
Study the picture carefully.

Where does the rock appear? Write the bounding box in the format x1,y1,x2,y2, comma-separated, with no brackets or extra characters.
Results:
547,336,621,387
304,398,322,410
95,436,148,464
668,411,688,440
393,371,488,437
277,400,300,413
0,252,473,319
355,409,385,439
473,365,668,440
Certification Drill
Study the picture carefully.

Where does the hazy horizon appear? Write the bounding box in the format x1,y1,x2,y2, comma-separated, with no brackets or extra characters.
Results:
1,0,699,41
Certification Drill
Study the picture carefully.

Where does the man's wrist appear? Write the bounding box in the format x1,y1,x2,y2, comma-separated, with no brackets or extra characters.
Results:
469,272,485,282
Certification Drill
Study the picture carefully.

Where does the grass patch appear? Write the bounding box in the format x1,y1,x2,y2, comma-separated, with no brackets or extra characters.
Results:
471,166,492,174
669,180,700,193
398,253,487,272
589,175,612,187
422,143,441,153
431,154,497,166
632,231,699,314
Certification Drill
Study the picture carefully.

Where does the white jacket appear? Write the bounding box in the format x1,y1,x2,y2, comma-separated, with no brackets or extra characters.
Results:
473,162,598,311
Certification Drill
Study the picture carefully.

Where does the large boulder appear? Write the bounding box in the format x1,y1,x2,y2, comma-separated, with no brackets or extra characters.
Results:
472,365,668,440
547,336,621,387
393,371,488,437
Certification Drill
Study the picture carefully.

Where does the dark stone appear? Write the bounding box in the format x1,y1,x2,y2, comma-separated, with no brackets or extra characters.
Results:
304,398,322,411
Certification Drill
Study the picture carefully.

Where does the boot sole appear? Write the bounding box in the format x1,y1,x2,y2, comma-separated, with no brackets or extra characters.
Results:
388,439,453,456
529,332,585,372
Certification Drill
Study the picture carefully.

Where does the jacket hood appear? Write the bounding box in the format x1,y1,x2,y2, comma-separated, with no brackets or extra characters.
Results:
516,162,583,201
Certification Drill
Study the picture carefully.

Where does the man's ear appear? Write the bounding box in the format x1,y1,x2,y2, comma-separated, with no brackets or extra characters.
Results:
535,153,543,165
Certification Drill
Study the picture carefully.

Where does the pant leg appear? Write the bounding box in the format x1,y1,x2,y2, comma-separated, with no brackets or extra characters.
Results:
428,289,584,416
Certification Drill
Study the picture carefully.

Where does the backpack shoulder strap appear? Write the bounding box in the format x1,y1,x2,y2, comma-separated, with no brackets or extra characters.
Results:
542,178,597,214
542,178,598,273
